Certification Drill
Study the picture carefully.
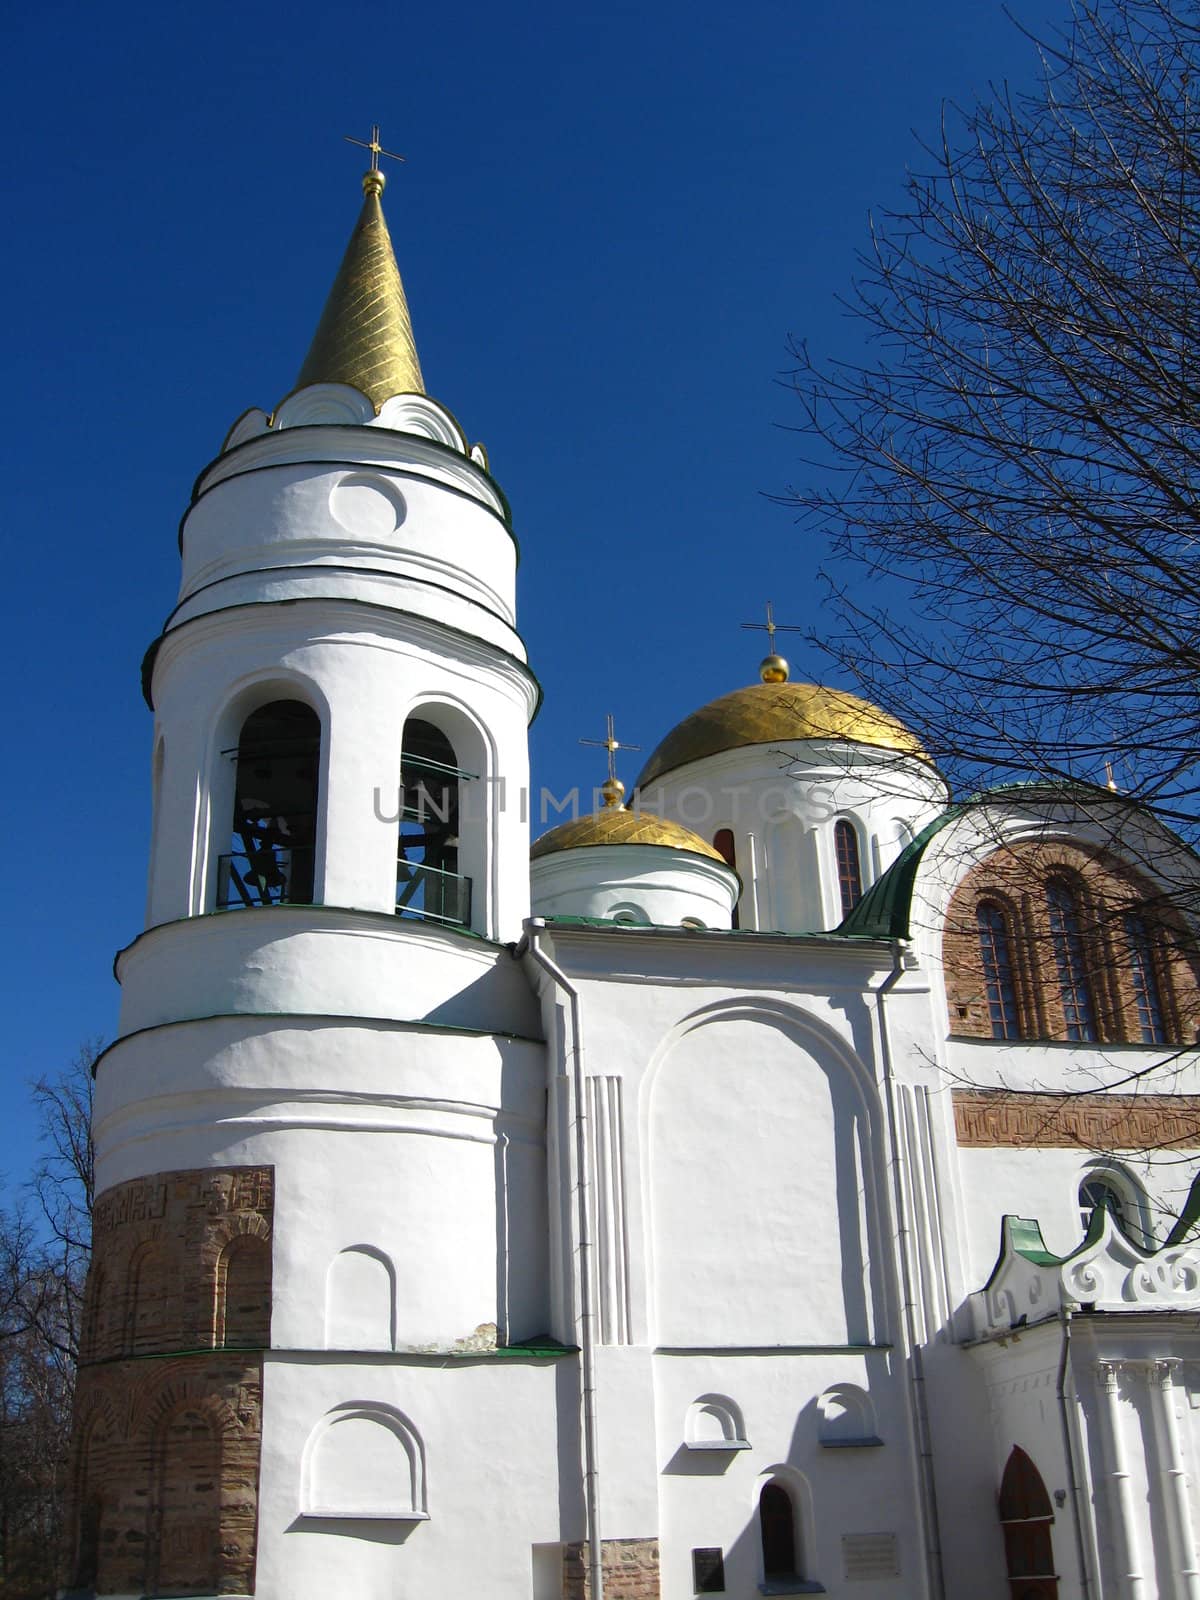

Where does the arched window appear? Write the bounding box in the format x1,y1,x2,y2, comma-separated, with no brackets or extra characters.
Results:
214,1235,271,1348
1078,1167,1150,1247
1079,1175,1127,1233
759,1480,800,1583
1046,879,1097,1042
1124,914,1168,1044
397,719,471,927
998,1446,1057,1599
220,700,320,908
713,829,739,930
977,901,1023,1039
835,820,863,918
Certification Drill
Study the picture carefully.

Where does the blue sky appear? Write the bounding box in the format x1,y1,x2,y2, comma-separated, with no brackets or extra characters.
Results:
0,0,1067,1185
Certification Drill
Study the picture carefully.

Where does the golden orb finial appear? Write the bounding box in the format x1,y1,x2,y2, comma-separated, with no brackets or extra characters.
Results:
601,776,626,808
759,654,790,684
362,169,386,197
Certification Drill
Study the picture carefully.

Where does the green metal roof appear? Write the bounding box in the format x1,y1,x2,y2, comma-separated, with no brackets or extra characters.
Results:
836,807,962,940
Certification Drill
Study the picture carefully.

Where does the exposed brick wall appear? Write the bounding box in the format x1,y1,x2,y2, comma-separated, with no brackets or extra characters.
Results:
563,1538,661,1599
67,1167,273,1595
943,841,1200,1044
954,1088,1200,1149
69,1353,262,1595
82,1167,273,1362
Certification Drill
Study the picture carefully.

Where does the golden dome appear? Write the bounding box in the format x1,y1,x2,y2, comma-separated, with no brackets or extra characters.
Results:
636,681,930,790
530,806,728,863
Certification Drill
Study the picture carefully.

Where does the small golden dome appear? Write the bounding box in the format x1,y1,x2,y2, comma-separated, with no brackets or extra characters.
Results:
636,680,930,790
530,806,729,863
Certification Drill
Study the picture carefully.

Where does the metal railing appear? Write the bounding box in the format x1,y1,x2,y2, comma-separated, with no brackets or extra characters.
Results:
396,861,472,928
217,846,315,909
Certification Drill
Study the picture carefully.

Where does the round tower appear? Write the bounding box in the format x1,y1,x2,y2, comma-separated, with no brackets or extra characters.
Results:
68,162,554,1600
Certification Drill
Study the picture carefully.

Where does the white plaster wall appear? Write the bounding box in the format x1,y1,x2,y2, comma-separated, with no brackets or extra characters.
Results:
93,1017,549,1348
115,909,541,1039
530,843,738,928
652,1352,927,1600
178,451,519,648
639,743,946,933
257,1356,565,1600
646,1009,883,1346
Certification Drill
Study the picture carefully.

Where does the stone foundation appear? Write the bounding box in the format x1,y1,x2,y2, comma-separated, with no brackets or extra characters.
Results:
563,1537,661,1599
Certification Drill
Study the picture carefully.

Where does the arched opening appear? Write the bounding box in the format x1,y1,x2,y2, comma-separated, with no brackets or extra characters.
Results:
1046,878,1097,1041
147,1407,221,1596
397,718,472,927
977,900,1023,1039
834,819,864,918
219,700,320,908
125,1244,173,1357
302,1404,427,1519
713,829,739,929
214,1235,271,1348
998,1446,1057,1598
759,1479,801,1584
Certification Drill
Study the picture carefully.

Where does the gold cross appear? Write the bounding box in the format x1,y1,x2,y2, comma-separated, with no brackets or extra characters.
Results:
344,123,406,173
580,713,640,786
740,600,803,652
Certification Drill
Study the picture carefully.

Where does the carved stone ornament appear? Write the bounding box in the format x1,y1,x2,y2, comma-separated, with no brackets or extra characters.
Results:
970,1173,1200,1338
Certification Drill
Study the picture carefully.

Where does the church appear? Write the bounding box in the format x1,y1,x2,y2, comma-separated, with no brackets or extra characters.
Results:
66,145,1200,1600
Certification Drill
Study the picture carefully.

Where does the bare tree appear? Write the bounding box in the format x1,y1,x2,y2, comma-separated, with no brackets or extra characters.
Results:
787,0,1200,845
0,1041,99,1598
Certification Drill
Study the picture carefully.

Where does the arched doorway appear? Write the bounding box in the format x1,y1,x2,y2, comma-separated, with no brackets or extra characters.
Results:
998,1445,1058,1598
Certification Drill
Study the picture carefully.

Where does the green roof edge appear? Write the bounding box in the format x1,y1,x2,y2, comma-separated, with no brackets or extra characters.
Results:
837,807,963,940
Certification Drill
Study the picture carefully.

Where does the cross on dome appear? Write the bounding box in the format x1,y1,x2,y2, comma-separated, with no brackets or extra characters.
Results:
580,714,641,808
740,600,802,683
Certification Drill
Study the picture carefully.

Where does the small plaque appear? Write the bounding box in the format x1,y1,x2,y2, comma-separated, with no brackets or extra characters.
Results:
843,1531,900,1579
692,1546,726,1593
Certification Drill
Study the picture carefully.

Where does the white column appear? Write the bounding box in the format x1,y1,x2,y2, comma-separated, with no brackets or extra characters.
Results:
1150,1360,1200,1600
1096,1360,1146,1599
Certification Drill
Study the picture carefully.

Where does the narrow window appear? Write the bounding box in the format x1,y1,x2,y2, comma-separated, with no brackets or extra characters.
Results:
1046,880,1097,1042
835,820,863,918
759,1480,799,1581
221,700,320,908
713,829,739,930
977,901,1022,1039
998,1446,1057,1598
397,719,471,927
1124,914,1168,1044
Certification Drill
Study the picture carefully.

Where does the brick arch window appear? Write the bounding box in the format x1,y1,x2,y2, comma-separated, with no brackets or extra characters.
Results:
835,819,864,918
977,900,1023,1040
1046,877,1097,1042
944,840,1200,1045
998,1445,1057,1599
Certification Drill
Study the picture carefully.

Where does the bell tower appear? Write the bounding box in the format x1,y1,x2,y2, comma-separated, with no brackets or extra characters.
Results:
67,149,550,1598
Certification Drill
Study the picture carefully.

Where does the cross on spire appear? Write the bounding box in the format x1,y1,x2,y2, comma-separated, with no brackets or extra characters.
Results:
344,123,406,173
580,714,641,786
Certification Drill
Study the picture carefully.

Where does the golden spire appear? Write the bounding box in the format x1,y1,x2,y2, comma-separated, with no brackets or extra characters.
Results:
740,600,801,684
295,126,425,409
581,714,641,809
